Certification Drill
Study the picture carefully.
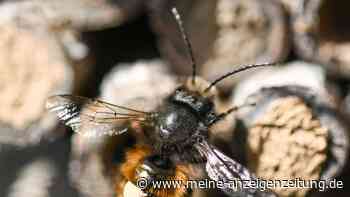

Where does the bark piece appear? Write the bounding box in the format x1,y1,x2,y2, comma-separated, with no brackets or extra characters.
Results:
291,0,350,78
149,0,289,91
232,62,349,197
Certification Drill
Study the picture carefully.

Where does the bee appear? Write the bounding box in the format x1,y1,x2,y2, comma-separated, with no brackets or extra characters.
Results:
46,8,277,197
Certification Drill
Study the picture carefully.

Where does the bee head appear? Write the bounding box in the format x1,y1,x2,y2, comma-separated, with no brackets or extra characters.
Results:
136,155,173,180
132,154,189,197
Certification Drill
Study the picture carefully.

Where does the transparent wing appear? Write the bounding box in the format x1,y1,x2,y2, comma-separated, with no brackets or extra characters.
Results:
195,140,277,197
46,95,154,136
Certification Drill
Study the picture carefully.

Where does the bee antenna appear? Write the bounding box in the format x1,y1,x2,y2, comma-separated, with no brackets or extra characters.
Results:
171,7,197,84
209,101,256,125
204,62,278,92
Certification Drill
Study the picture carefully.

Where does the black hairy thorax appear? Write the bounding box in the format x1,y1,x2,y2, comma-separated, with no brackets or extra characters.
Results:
149,85,218,163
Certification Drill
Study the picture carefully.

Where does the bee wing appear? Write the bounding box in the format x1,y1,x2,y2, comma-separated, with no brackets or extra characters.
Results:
46,95,153,136
195,140,277,197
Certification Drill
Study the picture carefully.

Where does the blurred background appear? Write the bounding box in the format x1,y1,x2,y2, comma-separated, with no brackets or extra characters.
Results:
0,0,349,197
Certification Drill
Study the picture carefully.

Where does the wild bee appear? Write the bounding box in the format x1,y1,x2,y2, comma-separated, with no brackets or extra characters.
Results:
46,8,277,197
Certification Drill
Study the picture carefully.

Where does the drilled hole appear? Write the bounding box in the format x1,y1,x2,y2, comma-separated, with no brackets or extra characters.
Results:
319,0,350,43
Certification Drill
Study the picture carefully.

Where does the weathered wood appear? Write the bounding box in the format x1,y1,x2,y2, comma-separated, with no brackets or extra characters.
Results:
233,62,349,197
